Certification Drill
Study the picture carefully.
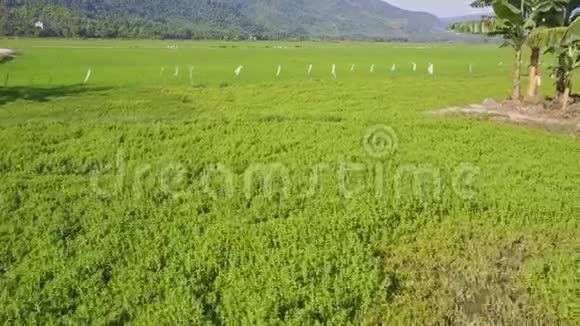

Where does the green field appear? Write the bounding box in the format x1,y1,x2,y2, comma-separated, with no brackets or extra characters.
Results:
0,39,578,325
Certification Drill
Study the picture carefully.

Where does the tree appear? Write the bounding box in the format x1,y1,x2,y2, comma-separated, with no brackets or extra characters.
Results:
538,17,580,110
450,0,571,101
451,1,529,100
525,0,579,100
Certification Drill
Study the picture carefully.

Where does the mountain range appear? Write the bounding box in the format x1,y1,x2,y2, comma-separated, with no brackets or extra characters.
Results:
0,0,482,41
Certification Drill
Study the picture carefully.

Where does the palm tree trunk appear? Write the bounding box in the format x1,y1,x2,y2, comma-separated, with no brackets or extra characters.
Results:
526,47,540,101
555,70,566,99
512,49,522,101
556,54,571,111
561,85,570,112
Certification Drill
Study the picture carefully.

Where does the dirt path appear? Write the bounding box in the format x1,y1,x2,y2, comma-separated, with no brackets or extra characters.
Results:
431,99,580,134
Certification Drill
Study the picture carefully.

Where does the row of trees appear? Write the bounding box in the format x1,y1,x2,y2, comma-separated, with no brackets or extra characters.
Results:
0,5,258,40
451,0,579,110
0,1,303,40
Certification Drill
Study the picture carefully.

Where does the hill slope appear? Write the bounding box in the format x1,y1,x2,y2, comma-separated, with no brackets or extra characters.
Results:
0,0,443,40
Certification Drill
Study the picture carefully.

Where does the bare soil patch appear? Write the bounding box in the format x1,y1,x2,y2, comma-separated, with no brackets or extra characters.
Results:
432,97,580,134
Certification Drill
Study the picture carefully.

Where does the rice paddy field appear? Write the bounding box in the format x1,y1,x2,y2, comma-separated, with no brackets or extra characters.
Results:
0,39,578,325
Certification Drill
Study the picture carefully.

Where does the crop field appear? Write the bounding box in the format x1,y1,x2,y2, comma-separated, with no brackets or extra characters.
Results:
0,39,578,325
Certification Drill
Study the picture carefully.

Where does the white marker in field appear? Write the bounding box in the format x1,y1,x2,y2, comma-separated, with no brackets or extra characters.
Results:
308,64,313,75
276,65,282,77
427,63,434,75
83,69,92,84
189,66,194,83
370,64,375,73
331,64,337,78
412,62,417,72
174,65,179,77
234,65,244,76
391,64,396,72
350,64,355,72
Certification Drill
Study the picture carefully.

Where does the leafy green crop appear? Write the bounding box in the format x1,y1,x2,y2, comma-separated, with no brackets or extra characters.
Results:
0,40,578,325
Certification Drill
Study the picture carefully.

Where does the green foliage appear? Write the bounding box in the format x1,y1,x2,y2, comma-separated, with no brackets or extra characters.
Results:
450,0,575,99
550,43,580,72
0,0,443,40
451,0,572,50
528,26,568,48
544,17,580,97
0,40,578,324
564,14,580,42
449,18,501,35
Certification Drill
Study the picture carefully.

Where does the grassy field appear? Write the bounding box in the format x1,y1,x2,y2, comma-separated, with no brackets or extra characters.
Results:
0,39,578,325
0,39,520,87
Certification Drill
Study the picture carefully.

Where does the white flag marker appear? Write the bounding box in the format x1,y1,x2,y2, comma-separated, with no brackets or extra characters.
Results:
276,65,282,77
234,65,244,76
412,62,417,72
174,65,179,77
350,64,355,72
308,64,313,75
370,64,375,73
391,64,397,72
189,66,194,83
427,63,434,75
83,69,92,84
331,64,337,78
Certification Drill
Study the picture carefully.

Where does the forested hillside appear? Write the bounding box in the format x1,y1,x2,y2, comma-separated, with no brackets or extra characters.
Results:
0,0,444,40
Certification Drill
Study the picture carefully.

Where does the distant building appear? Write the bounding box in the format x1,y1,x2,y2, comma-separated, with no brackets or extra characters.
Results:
34,21,45,30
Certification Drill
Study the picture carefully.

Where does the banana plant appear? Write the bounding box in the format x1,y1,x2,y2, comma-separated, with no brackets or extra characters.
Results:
525,0,579,100
451,1,530,100
525,1,562,100
550,46,579,110
542,16,580,110
451,0,571,101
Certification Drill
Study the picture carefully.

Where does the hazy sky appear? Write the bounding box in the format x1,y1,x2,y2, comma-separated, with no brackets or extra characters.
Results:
386,0,491,17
